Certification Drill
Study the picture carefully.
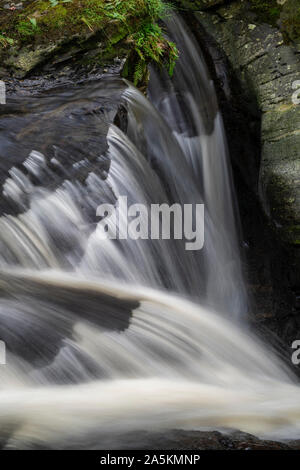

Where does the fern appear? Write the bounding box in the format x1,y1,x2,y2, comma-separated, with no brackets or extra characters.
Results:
0,35,14,48
134,59,147,85
168,40,179,77
131,20,178,84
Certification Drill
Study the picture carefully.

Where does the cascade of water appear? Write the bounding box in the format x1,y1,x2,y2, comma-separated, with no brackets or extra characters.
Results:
0,14,298,448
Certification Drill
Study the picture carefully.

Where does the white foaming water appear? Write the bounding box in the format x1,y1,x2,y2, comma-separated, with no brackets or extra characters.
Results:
0,14,298,448
0,273,299,448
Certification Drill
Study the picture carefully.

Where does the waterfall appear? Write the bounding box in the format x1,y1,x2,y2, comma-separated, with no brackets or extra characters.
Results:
0,14,299,448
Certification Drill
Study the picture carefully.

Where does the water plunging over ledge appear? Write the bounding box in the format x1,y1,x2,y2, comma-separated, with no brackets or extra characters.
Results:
0,15,299,449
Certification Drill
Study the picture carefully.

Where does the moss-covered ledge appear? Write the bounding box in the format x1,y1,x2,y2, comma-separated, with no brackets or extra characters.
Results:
0,0,178,82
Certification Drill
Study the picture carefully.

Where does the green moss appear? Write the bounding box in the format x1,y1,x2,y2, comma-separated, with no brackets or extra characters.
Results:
17,20,41,37
280,0,300,43
129,22,178,84
42,4,68,28
249,0,300,43
0,34,14,47
0,0,178,82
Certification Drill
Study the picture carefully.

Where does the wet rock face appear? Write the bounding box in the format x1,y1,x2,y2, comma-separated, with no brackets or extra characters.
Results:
195,1,300,249
179,0,225,10
280,0,300,46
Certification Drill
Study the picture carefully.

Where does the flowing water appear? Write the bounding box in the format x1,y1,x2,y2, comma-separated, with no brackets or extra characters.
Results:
0,15,299,448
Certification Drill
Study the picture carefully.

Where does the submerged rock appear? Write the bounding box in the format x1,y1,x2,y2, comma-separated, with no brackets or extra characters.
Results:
26,429,300,450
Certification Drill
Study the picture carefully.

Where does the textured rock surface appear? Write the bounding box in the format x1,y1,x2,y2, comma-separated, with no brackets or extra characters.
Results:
280,0,300,46
179,0,225,10
0,0,131,77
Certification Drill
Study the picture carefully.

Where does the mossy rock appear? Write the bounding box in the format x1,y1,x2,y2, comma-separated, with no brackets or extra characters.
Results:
280,0,300,44
249,0,282,26
178,0,225,10
249,0,299,44
0,0,177,81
